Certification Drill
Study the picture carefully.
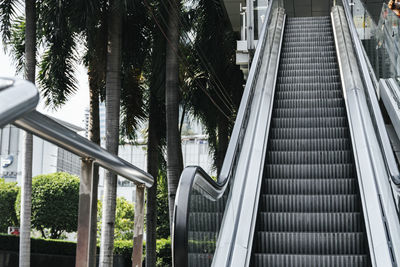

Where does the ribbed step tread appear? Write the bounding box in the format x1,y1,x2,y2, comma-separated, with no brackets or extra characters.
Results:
263,179,357,195
269,138,351,151
278,69,340,77
189,212,223,232
188,253,213,267
280,57,337,64
276,82,341,91
254,232,368,254
257,212,363,232
277,76,341,85
274,98,344,108
260,195,361,212
251,254,370,267
279,62,338,70
265,164,355,178
189,195,226,212
269,127,350,139
266,150,353,164
273,107,346,118
271,117,348,128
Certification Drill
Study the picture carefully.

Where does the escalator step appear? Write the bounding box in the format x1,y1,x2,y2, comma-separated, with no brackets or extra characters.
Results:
254,232,368,254
272,107,346,118
269,138,351,151
188,253,213,267
280,56,337,64
263,178,357,195
257,212,363,232
269,127,350,139
271,117,348,128
189,195,227,212
274,98,344,108
260,195,361,212
276,82,341,91
278,68,340,77
266,150,353,164
280,51,337,58
279,62,338,70
189,212,223,232
265,164,355,178
282,40,335,47
252,254,370,267
276,76,341,85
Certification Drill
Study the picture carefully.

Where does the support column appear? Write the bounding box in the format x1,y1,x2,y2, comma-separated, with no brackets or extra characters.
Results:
76,158,96,267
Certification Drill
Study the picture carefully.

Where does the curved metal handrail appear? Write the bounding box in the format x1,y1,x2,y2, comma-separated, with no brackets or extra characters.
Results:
0,78,39,129
342,0,400,186
172,1,275,265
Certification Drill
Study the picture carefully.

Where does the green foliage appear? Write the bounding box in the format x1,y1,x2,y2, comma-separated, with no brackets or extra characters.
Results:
97,197,135,241
0,179,19,233
0,233,77,256
156,238,171,267
15,172,80,239
157,169,170,239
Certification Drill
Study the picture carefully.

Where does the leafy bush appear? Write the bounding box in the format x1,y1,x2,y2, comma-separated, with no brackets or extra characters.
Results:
97,197,135,241
156,238,171,267
15,172,80,239
0,179,19,233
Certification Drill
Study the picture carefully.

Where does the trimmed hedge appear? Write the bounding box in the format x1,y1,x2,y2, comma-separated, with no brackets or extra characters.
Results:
0,234,172,265
0,179,19,233
0,233,76,256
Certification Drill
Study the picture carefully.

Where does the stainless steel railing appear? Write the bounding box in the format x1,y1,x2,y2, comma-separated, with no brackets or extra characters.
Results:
0,77,153,267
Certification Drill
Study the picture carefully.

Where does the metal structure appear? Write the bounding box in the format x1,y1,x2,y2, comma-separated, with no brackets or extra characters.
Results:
173,0,400,266
0,78,153,267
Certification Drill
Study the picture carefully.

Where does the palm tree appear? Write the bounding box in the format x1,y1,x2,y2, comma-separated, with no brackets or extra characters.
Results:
145,2,167,263
19,3,36,267
0,0,37,266
165,0,183,227
99,0,122,265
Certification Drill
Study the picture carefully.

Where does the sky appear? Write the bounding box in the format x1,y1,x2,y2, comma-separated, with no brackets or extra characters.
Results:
0,47,90,128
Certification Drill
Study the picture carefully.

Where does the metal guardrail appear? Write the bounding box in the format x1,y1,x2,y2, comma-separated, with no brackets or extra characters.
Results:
13,110,153,186
341,0,400,186
0,78,39,129
0,77,153,267
333,4,400,266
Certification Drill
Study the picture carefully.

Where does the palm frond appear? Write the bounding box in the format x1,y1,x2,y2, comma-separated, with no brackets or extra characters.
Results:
0,0,20,46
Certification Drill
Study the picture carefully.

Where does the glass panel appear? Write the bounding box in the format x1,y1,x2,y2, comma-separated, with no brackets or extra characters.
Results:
346,0,400,86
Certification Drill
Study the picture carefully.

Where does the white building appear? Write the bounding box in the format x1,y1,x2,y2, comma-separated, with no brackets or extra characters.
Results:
0,119,84,184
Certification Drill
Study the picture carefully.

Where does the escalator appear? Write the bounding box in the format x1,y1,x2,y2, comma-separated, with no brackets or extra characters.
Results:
172,1,400,267
250,16,370,266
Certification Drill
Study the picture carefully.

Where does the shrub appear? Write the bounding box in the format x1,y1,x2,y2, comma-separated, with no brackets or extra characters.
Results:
15,172,80,239
97,197,135,241
156,238,171,267
0,179,19,233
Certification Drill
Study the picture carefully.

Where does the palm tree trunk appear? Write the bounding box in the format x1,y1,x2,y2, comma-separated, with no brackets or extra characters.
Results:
88,73,100,267
19,1,36,266
131,185,145,267
145,98,160,267
99,1,122,266
165,0,183,228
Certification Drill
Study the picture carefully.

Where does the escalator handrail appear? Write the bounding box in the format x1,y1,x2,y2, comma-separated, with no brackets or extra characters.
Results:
172,1,275,265
342,0,400,186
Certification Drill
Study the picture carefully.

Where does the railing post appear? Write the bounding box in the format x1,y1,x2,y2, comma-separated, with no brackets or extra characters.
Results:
76,158,97,267
247,0,255,55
